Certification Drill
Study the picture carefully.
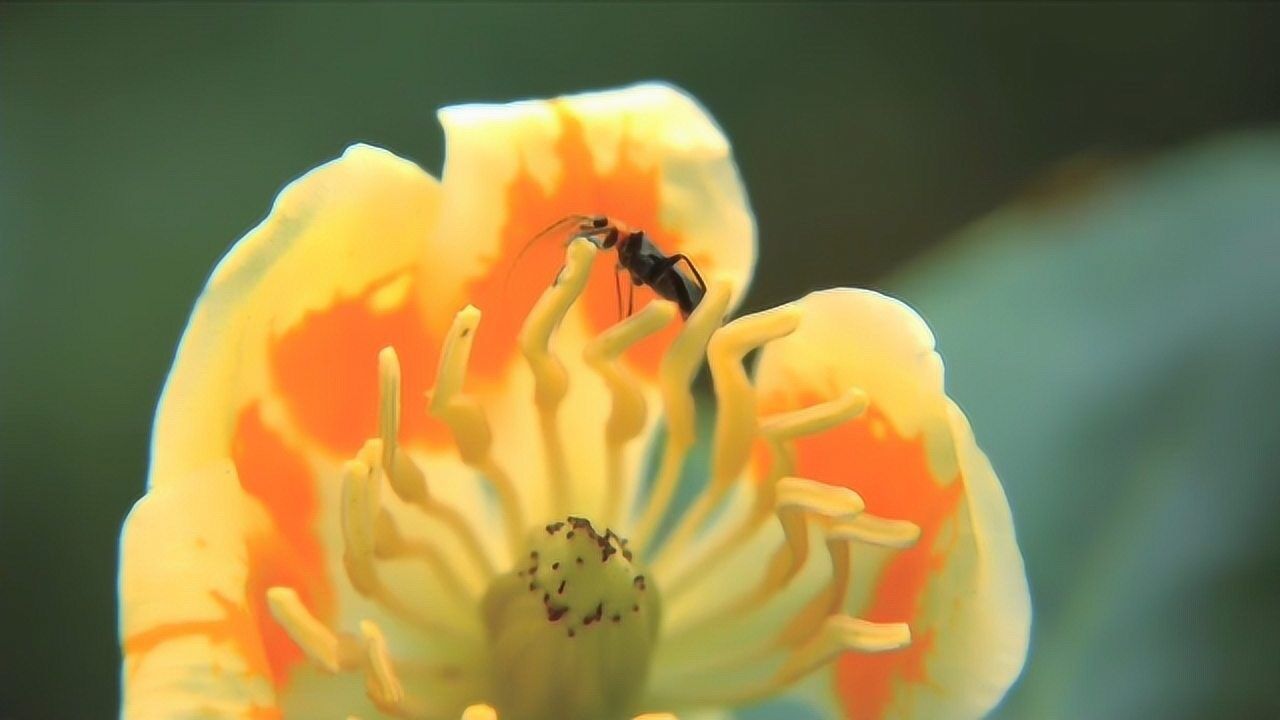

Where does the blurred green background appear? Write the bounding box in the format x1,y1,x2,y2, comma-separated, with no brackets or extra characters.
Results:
3,4,1279,719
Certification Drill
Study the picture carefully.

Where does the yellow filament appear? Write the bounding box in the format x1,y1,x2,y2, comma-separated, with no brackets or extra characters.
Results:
706,304,802,495
667,477,865,632
773,538,851,648
630,280,733,552
518,237,597,515
652,304,800,572
583,300,679,526
341,457,472,637
373,508,481,608
657,381,868,589
662,615,910,708
378,348,493,581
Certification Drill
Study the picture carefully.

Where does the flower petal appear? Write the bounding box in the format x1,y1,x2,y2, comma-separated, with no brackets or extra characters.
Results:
753,289,1030,720
154,144,446,470
433,82,755,380
120,461,283,719
125,145,449,714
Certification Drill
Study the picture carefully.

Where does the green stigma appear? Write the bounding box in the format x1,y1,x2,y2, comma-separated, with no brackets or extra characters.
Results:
482,516,660,720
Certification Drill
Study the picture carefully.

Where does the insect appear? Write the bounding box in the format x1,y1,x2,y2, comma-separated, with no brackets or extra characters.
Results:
517,214,707,319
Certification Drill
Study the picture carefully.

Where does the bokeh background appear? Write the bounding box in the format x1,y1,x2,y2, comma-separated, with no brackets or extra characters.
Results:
3,3,1279,718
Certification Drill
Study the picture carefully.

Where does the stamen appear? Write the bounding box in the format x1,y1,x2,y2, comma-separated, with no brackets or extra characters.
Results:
518,237,598,515
378,348,429,507
429,306,525,561
342,457,465,636
833,513,922,548
460,705,497,720
758,388,869,440
265,586,357,673
341,459,381,597
583,300,679,527
653,615,909,708
705,304,803,502
361,619,407,714
630,280,733,552
652,304,801,573
659,387,867,596
374,510,463,594
773,615,911,685
376,347,495,584
666,477,864,632
726,479,864,615
772,537,852,648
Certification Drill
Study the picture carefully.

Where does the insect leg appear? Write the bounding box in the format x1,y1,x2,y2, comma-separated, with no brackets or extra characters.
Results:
614,264,626,321
651,253,708,292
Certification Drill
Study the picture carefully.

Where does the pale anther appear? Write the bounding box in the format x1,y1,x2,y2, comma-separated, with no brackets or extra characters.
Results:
832,513,922,549
759,388,869,440
771,616,911,694
361,619,406,712
460,705,498,720
774,476,866,518
429,304,524,560
378,347,429,507
266,586,346,673
341,459,381,596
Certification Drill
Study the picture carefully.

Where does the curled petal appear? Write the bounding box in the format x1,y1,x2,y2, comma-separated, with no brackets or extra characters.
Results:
754,289,1030,720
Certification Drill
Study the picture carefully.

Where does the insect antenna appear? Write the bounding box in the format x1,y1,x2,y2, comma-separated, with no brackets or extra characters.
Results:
500,213,596,304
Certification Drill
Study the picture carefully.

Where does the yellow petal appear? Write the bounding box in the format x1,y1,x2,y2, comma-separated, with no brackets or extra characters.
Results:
125,145,446,714
120,462,283,718
154,143,444,471
753,288,1030,720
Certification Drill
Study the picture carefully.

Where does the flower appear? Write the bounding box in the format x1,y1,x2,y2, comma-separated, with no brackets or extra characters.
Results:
118,83,1030,720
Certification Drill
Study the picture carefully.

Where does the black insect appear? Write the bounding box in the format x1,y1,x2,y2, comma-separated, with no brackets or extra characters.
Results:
518,214,707,319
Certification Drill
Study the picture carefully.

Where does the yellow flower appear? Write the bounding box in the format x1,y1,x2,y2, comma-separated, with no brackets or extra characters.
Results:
118,84,1029,720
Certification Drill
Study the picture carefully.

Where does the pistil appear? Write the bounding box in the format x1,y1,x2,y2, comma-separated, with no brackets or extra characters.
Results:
483,517,659,720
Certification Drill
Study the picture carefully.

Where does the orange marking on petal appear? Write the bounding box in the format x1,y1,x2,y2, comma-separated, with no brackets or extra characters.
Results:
246,706,283,720
122,591,270,682
786,403,962,720
270,271,446,456
466,104,699,380
233,404,334,687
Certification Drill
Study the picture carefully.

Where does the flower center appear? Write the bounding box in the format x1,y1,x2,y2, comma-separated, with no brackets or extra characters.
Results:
261,238,922,719
482,517,659,720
